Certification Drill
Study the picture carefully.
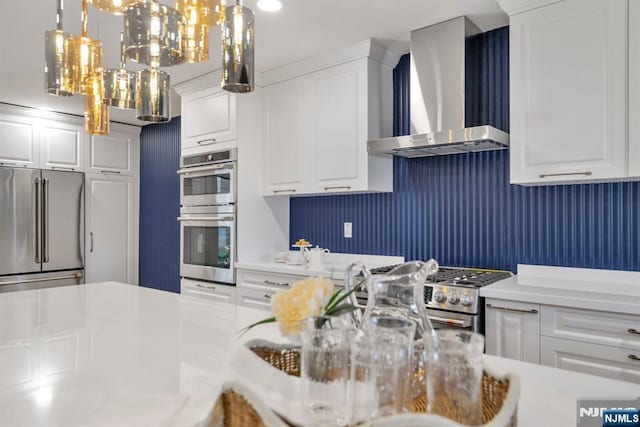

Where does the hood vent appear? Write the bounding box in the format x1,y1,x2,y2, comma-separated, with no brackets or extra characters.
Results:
368,17,509,158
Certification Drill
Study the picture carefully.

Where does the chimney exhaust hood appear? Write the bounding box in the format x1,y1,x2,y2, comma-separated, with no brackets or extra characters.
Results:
367,17,509,158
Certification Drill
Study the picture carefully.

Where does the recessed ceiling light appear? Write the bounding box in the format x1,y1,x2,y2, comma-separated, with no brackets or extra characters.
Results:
257,0,282,12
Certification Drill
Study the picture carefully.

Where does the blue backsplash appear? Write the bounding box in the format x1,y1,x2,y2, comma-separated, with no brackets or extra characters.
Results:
139,117,181,293
290,27,640,272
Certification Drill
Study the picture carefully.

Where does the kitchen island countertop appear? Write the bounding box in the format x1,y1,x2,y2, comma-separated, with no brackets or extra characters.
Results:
0,282,638,426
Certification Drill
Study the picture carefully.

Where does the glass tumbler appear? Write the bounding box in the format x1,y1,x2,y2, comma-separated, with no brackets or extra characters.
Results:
352,316,416,421
426,330,485,425
299,316,353,427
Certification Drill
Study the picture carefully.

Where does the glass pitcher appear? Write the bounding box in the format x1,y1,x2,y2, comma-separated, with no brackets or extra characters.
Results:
345,259,439,398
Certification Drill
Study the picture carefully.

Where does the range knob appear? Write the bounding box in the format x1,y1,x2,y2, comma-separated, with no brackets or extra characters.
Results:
433,291,446,303
461,294,474,307
447,292,459,305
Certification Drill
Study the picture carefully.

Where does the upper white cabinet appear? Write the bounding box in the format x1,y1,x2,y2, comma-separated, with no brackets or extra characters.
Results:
0,113,38,167
40,121,84,171
261,40,394,196
629,0,640,178
179,85,237,152
506,0,634,185
87,131,136,176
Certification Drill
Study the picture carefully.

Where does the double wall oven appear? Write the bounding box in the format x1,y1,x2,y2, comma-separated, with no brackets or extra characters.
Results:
178,149,237,285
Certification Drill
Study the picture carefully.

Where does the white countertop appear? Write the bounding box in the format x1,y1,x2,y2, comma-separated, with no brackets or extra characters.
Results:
0,282,638,426
480,265,640,314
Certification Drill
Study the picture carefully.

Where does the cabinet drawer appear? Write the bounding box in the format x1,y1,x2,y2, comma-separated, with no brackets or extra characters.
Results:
236,270,303,292
237,287,277,312
181,279,236,305
541,336,640,384
541,306,640,351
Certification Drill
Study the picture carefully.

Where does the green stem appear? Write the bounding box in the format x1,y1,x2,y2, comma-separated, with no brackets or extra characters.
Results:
236,316,276,336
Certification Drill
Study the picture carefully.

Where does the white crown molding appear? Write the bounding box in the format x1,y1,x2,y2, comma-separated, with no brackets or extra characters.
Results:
497,0,565,15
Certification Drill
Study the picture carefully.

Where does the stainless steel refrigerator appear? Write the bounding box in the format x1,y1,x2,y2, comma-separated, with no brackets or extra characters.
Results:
0,167,84,292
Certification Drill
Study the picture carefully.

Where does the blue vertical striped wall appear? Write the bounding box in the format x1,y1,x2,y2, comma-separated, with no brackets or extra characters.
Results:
139,117,181,293
290,27,640,272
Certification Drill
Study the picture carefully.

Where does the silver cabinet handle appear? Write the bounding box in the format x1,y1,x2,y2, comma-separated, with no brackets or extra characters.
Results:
264,294,272,300
628,354,640,362
43,179,49,263
264,280,289,288
273,189,296,194
100,170,121,175
539,171,592,178
196,283,216,290
196,138,216,145
34,178,42,263
628,329,640,335
90,232,94,253
0,273,82,286
486,303,538,314
51,166,76,171
324,186,351,191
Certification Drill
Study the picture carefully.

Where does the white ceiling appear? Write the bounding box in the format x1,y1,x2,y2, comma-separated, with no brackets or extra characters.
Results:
0,0,507,126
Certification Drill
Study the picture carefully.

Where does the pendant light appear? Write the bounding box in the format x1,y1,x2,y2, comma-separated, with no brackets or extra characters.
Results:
221,1,254,93
44,0,73,96
103,33,137,109
64,0,103,94
136,67,171,123
124,0,186,67
88,0,138,14
85,71,110,135
174,0,223,63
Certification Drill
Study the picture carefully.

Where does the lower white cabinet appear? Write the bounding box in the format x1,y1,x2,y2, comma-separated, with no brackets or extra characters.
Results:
85,174,137,284
485,299,541,363
237,288,277,311
181,278,236,304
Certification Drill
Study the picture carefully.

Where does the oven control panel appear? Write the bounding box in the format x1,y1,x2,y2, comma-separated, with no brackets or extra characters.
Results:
424,284,479,314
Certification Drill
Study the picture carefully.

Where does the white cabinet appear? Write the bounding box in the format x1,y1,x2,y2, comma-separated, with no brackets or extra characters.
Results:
40,121,84,171
0,114,38,167
85,174,136,284
629,0,640,178
262,41,393,196
237,288,277,311
87,131,136,176
181,278,236,304
508,0,630,185
485,299,541,363
263,79,308,195
181,88,236,151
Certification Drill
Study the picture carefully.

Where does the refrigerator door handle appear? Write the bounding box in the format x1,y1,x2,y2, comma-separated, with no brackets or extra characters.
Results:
34,178,41,264
43,178,50,263
90,232,93,252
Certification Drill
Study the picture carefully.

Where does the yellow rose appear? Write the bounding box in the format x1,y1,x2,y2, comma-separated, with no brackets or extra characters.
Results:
271,277,335,338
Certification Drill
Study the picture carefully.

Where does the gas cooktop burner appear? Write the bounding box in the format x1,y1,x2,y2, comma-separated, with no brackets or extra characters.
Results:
369,265,512,288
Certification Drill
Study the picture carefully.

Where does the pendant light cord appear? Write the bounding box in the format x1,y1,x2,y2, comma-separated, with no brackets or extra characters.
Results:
120,32,126,69
57,0,63,30
81,0,87,37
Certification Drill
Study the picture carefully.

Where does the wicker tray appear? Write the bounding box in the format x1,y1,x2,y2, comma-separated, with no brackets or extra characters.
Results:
214,342,520,427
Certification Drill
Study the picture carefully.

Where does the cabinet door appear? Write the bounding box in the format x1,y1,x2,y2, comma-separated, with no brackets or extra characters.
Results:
40,122,83,171
485,299,541,363
87,131,135,175
85,175,135,284
181,278,236,304
541,336,640,383
182,89,236,150
0,115,37,167
510,0,628,184
629,0,640,178
263,79,308,195
308,61,367,193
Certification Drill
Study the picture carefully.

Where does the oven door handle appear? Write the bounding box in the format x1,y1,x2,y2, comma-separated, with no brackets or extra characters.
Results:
177,216,235,222
429,315,471,328
177,164,234,175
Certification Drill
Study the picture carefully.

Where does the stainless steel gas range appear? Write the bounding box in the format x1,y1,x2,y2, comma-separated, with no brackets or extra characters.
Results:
355,266,512,334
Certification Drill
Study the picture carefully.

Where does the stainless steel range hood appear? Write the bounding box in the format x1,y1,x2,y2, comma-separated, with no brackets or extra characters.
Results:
368,17,509,158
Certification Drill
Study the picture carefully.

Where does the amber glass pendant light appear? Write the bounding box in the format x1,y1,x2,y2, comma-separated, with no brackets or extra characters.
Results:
221,0,254,93
174,0,223,63
85,71,110,135
88,0,138,14
103,33,137,109
124,0,186,67
44,0,73,96
64,0,103,94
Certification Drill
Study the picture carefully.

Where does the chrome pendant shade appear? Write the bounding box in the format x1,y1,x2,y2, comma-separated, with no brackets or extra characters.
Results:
88,0,138,15
124,0,186,67
174,0,222,63
221,2,254,93
44,0,72,96
136,68,171,123
64,0,103,94
104,34,137,109
85,72,110,135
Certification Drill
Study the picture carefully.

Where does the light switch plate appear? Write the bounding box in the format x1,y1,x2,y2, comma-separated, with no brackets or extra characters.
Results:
344,222,352,238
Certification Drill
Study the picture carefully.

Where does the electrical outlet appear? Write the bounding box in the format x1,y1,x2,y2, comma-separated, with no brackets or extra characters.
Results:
344,222,352,238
